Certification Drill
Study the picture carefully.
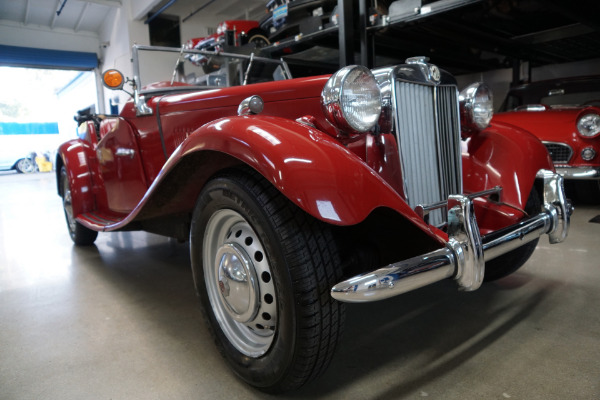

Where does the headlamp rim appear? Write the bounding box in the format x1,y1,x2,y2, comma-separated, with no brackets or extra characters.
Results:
321,65,382,134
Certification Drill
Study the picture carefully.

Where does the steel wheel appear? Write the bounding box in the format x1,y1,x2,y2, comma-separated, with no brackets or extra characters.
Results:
203,209,277,357
15,158,36,173
190,169,345,393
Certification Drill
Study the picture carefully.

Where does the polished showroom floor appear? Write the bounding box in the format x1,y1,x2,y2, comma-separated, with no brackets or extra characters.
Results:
1,171,599,400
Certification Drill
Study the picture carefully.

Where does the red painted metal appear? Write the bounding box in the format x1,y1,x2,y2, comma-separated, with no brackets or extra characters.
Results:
58,72,552,244
463,120,553,210
494,106,600,168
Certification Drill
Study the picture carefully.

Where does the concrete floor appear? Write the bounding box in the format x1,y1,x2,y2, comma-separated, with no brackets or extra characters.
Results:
1,171,599,400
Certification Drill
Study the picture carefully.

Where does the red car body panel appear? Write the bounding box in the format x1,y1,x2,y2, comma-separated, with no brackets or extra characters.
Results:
57,72,553,244
464,120,553,206
494,106,600,168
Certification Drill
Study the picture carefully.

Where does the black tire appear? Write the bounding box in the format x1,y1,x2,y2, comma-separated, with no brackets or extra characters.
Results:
247,34,270,48
574,180,600,204
484,187,541,281
60,166,98,246
190,169,344,393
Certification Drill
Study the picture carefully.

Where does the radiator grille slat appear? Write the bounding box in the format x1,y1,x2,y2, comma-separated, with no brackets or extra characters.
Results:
395,81,461,226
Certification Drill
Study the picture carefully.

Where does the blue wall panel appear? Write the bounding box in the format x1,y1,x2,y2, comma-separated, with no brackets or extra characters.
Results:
0,45,97,70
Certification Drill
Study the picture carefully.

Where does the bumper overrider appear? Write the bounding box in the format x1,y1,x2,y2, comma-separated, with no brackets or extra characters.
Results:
331,170,572,303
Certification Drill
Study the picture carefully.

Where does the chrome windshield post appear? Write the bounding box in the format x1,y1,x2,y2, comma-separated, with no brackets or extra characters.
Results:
131,45,153,116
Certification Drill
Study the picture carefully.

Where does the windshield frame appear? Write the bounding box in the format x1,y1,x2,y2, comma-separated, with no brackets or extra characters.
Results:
132,44,292,97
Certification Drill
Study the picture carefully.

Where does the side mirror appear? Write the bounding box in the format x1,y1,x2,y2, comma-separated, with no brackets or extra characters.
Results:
102,69,125,90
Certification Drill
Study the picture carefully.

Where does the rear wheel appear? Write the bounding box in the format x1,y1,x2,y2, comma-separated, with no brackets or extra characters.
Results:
60,166,98,246
484,187,541,281
190,169,344,393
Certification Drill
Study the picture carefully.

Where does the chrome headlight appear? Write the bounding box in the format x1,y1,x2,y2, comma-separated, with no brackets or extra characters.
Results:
321,65,382,133
577,113,600,137
459,82,493,134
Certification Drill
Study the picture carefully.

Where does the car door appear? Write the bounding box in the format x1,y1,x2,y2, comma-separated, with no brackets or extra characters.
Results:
96,117,148,213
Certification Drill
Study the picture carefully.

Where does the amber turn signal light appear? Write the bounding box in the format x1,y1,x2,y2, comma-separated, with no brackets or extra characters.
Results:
102,69,124,90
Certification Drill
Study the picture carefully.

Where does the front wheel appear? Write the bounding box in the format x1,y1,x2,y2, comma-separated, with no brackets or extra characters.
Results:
190,169,344,393
60,166,98,246
574,180,600,204
484,187,540,281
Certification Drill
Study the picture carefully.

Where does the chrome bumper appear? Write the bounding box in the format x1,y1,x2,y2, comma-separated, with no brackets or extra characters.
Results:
331,170,571,303
552,166,600,180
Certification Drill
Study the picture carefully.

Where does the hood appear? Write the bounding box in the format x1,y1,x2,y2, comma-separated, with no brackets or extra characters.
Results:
493,106,600,142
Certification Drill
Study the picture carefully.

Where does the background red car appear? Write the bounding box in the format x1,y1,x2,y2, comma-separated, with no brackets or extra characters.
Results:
494,76,600,203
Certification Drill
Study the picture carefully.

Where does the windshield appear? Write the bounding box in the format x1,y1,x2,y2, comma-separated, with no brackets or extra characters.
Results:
501,79,600,111
133,45,291,96
540,91,600,107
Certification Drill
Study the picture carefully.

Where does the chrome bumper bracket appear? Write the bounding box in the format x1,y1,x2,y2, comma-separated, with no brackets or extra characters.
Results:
331,170,571,303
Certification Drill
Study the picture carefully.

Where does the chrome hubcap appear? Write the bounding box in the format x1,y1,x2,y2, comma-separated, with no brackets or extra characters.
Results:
216,243,258,323
204,209,277,357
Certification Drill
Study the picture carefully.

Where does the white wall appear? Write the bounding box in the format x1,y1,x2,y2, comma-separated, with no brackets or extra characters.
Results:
0,20,100,55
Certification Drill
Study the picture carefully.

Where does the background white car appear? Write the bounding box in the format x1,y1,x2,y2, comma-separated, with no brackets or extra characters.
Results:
0,152,37,173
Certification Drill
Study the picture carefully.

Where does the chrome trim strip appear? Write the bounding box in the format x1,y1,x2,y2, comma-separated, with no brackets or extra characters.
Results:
331,171,570,303
551,166,600,180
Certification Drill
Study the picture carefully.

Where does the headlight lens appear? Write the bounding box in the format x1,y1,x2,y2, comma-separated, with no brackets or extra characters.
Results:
321,65,381,133
577,113,600,137
459,82,493,134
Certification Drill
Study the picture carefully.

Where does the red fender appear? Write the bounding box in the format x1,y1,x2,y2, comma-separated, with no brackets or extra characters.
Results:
463,120,554,209
57,139,96,217
168,115,443,241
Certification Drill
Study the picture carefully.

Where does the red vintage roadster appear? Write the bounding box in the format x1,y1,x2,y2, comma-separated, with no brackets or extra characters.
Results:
57,45,571,392
494,76,600,203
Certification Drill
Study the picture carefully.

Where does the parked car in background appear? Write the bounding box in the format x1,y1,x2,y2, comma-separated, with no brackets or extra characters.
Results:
494,75,600,203
0,152,37,173
56,46,571,393
185,19,269,69
260,0,338,42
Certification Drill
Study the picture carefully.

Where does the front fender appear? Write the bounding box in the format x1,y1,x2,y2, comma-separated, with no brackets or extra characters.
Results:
56,139,96,217
464,120,554,209
172,115,439,238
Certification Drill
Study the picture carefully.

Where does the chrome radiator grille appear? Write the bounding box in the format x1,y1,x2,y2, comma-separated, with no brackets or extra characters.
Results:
543,142,573,163
394,81,462,226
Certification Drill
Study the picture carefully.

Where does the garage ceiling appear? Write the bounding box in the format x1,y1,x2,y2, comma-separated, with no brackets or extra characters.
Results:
0,0,120,33
0,0,266,34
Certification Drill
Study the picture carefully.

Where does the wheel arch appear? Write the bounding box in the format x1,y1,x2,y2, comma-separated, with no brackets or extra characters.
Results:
56,139,96,216
165,116,424,226
464,120,554,210
129,115,442,244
